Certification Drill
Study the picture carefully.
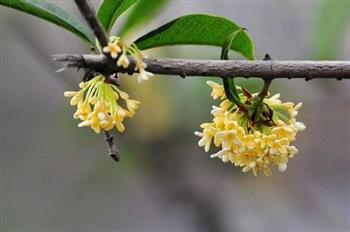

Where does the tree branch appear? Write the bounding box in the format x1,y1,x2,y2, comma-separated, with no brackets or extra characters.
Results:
53,54,350,80
74,0,109,48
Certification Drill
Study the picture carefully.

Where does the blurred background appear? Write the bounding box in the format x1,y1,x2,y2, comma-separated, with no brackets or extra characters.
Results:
1,0,349,231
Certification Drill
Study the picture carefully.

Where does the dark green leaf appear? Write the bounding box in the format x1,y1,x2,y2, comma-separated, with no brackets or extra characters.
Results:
97,0,138,33
135,14,255,60
0,0,95,47
119,0,168,37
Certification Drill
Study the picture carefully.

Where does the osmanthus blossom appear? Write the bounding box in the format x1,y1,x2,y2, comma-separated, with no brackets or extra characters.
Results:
65,37,153,134
195,81,306,176
64,75,140,133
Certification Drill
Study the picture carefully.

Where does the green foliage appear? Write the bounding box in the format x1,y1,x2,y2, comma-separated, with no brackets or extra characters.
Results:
97,0,138,33
119,0,168,37
134,14,255,60
0,1,255,59
0,0,95,47
314,1,350,59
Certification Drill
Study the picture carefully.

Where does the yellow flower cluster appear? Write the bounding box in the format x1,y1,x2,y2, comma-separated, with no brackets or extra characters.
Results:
102,36,153,83
195,81,306,176
64,75,140,134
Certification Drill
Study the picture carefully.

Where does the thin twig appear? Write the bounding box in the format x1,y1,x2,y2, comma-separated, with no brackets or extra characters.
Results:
74,0,120,161
73,0,109,48
73,0,115,66
259,54,273,98
259,79,273,98
53,54,350,80
103,131,120,162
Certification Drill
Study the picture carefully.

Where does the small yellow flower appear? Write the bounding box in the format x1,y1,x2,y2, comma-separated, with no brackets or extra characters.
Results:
64,91,78,97
73,102,91,120
216,130,240,149
207,81,226,100
117,54,130,68
125,99,140,114
195,81,306,176
103,42,121,59
138,69,154,83
195,123,217,152
114,106,128,132
69,91,83,106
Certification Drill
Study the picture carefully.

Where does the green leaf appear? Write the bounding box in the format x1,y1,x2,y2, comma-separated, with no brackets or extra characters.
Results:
97,0,138,33
134,14,255,60
119,0,168,37
0,0,95,47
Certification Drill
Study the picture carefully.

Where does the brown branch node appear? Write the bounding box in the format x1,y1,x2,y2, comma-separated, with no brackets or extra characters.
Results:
103,131,120,162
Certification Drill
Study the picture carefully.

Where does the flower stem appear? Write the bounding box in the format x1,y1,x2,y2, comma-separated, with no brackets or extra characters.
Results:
258,54,274,100
222,78,247,112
